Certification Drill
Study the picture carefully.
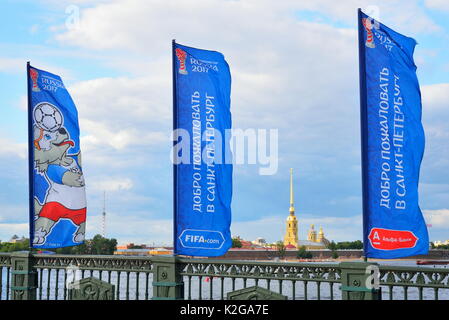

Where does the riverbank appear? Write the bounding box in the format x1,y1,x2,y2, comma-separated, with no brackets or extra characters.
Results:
211,248,449,262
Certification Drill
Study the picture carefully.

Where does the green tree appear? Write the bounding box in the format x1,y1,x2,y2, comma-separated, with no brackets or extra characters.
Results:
327,241,337,251
0,238,31,252
53,235,117,255
88,234,117,255
326,241,340,260
297,246,312,259
232,237,242,248
332,250,339,259
128,244,144,249
276,241,286,259
334,240,363,250
54,246,74,254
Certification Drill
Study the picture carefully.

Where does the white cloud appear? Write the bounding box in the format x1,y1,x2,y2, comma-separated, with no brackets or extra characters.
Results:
422,83,449,112
293,0,441,34
58,2,361,173
425,0,449,12
53,0,440,53
86,212,172,245
0,56,73,80
50,0,443,172
80,118,167,150
69,77,170,124
423,209,449,228
0,224,28,241
89,177,134,192
0,205,28,223
0,202,29,242
0,58,24,74
45,1,364,194
0,138,27,159
421,83,449,118
17,95,27,111
68,76,170,156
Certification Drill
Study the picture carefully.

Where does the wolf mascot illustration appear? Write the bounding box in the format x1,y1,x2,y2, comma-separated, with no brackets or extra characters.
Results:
32,102,86,246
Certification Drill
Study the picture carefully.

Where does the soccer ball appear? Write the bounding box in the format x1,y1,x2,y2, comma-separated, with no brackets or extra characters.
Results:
33,102,63,132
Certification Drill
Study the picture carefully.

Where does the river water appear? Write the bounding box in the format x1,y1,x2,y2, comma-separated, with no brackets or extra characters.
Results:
1,260,448,300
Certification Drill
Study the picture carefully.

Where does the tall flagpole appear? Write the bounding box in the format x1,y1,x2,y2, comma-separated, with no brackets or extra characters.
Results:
357,9,369,262
26,61,35,248
172,39,178,256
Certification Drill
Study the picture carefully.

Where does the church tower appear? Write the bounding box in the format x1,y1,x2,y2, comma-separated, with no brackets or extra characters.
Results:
284,168,299,247
318,226,325,243
307,224,317,242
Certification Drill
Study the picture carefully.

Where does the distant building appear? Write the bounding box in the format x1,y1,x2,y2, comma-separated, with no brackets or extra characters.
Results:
307,224,317,242
252,237,267,246
304,225,329,248
284,169,299,247
116,243,148,250
293,225,329,250
239,240,254,249
114,247,172,256
114,242,172,255
434,240,449,247
283,169,329,249
8,235,26,243
318,226,327,244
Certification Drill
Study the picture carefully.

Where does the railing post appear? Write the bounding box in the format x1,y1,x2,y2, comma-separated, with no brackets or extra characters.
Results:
339,261,381,300
152,255,184,300
11,251,38,300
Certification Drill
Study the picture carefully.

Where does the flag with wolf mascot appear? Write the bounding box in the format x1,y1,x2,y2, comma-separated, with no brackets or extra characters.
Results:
28,63,86,248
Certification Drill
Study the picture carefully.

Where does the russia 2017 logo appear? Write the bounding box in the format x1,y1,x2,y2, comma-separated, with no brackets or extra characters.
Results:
362,18,375,48
175,48,188,75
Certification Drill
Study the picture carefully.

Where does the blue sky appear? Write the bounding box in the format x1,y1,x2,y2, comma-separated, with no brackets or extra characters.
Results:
0,0,449,245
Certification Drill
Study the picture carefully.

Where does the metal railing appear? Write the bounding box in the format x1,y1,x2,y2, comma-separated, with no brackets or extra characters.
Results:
1,252,448,300
379,265,449,300
0,253,12,300
179,258,342,300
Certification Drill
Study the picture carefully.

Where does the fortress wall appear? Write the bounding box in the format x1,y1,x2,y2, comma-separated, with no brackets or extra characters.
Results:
210,249,449,261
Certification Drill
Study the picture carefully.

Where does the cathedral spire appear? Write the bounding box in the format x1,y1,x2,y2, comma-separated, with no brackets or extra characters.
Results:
289,168,294,214
284,168,298,248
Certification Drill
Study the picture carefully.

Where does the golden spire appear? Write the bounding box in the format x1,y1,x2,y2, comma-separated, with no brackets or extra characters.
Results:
289,168,294,214
284,168,299,248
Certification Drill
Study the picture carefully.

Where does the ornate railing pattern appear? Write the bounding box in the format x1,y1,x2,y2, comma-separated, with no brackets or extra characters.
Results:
1,252,449,300
179,259,341,300
32,254,154,300
379,265,449,300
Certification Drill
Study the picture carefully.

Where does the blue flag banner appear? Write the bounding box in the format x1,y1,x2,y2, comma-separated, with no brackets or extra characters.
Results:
358,10,428,258
27,63,87,248
173,42,232,256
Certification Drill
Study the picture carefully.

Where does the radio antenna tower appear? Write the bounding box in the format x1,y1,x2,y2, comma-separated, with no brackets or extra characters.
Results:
102,191,106,238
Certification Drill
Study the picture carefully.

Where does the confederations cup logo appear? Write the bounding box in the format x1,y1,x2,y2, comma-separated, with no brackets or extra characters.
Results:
29,68,41,92
362,18,375,48
175,48,188,75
